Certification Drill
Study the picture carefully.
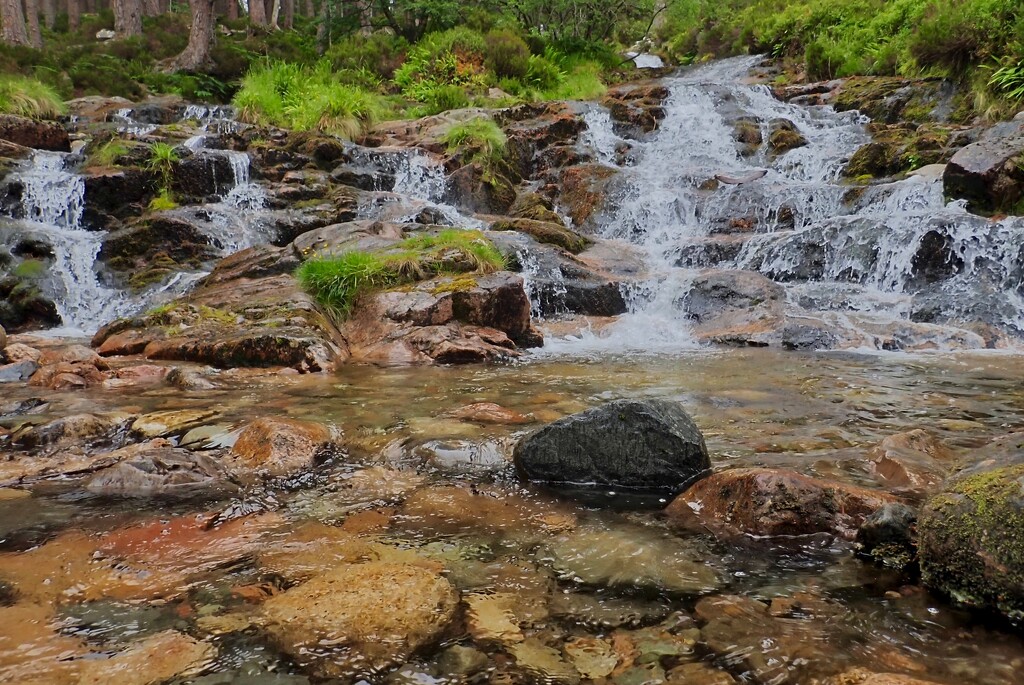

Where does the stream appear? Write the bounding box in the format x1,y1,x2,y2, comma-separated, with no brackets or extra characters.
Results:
1,57,1024,684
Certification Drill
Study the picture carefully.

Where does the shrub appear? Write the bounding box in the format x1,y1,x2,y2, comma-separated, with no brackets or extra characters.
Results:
0,74,65,118
327,32,409,79
524,54,564,91
484,29,531,79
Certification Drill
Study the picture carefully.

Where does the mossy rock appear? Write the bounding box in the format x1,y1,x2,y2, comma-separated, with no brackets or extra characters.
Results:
844,142,904,178
509,192,564,225
767,119,807,156
919,463,1024,620
490,218,592,254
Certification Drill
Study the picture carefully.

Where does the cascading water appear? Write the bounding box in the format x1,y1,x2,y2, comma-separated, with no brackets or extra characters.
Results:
2,152,135,334
548,55,1024,353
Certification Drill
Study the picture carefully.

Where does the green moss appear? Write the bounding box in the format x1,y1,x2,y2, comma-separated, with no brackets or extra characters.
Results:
11,259,46,280
919,464,1024,618
430,275,479,294
87,138,130,168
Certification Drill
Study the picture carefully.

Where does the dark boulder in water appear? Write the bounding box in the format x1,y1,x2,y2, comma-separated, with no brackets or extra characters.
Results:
513,399,709,494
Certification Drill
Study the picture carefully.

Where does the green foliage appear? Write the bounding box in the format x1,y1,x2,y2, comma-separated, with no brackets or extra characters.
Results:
659,0,1024,119
148,188,179,212
147,143,179,205
441,117,508,176
0,74,65,118
327,32,410,79
12,259,46,279
297,229,505,318
484,29,532,79
394,27,489,105
88,139,130,168
989,60,1024,102
233,60,388,138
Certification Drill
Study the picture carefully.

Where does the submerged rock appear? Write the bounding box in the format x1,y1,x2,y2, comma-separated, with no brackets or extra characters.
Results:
513,399,709,494
818,669,946,685
227,417,340,478
86,447,236,498
261,561,459,679
918,462,1024,619
543,524,719,595
667,468,896,539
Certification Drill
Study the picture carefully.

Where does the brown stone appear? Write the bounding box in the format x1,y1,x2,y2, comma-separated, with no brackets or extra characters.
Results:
261,561,459,678
2,342,41,363
227,416,338,477
667,468,896,539
0,114,70,151
817,669,945,685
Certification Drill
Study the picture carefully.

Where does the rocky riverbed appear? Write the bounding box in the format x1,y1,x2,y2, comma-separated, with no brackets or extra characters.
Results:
2,55,1024,684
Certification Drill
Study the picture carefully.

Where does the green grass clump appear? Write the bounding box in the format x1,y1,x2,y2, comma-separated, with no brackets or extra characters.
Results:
233,60,388,139
0,74,65,118
296,251,395,318
441,117,508,178
297,229,505,318
148,188,178,212
88,138,129,168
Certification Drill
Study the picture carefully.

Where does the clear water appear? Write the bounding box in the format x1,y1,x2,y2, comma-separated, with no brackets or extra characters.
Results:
1,350,1023,683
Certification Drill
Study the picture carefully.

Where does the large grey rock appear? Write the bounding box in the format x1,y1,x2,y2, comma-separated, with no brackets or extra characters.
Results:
943,120,1024,214
0,360,37,383
513,399,709,493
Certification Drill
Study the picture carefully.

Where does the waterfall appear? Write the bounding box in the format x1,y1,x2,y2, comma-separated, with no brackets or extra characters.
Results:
548,55,1024,352
221,150,266,211
3,152,134,334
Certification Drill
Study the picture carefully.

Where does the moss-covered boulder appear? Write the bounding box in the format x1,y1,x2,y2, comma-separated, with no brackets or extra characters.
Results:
767,118,807,156
490,217,592,254
919,462,1024,620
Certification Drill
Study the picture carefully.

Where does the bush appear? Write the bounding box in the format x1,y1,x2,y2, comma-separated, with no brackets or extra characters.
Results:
0,74,65,118
327,32,409,80
394,27,488,108
484,29,531,79
524,54,564,91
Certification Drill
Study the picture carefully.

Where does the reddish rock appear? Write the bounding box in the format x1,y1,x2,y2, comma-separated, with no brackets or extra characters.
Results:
866,429,954,492
29,361,109,389
667,468,896,539
559,164,618,230
227,417,339,477
39,344,109,369
0,114,70,151
602,82,671,136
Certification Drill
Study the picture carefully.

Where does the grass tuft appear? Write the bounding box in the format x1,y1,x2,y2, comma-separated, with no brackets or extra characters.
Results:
441,117,508,178
0,74,65,119
296,229,505,318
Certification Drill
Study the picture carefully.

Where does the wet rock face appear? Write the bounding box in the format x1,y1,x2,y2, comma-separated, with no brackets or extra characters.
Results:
0,273,62,333
602,83,671,138
0,115,70,152
261,561,459,679
513,399,710,494
943,120,1024,214
685,269,786,346
667,468,896,539
857,502,918,571
918,462,1024,619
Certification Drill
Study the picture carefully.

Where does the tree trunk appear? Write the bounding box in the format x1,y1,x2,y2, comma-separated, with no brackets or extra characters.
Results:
1,0,30,45
280,0,290,28
42,0,54,28
301,0,309,18
67,0,79,29
226,0,236,20
314,0,327,52
23,0,42,46
113,0,142,36
171,0,214,70
247,0,264,25
268,0,277,28
142,0,158,15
